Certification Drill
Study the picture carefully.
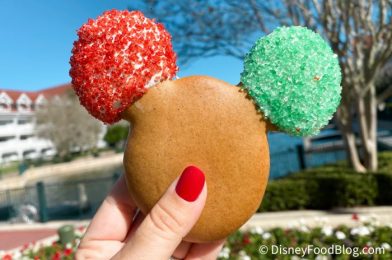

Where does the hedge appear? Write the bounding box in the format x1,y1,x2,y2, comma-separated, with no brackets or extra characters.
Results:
375,172,392,205
261,179,311,211
258,152,392,212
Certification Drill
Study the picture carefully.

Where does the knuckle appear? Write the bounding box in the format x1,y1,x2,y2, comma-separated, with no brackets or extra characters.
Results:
74,249,91,260
149,202,186,237
74,251,86,260
75,241,105,260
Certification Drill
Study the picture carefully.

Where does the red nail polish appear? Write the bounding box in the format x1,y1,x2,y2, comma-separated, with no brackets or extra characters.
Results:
175,166,205,202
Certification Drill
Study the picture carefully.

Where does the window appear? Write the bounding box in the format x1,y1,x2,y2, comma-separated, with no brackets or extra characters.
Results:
16,94,32,112
17,119,31,125
35,94,47,110
2,152,18,162
19,104,28,110
20,134,34,140
0,119,13,125
0,92,12,111
0,136,15,142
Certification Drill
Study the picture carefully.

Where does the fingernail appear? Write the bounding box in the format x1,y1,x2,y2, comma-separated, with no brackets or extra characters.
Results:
175,166,205,202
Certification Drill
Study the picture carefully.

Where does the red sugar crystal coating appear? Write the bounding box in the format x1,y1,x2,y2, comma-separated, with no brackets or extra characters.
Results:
70,10,178,123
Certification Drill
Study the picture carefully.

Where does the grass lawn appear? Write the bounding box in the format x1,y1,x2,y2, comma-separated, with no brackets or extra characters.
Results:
0,162,19,177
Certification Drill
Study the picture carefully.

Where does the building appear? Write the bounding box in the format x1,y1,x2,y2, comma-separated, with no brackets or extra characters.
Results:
0,84,71,164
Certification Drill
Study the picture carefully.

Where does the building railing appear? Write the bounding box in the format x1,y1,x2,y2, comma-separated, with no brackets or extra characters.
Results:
0,173,120,223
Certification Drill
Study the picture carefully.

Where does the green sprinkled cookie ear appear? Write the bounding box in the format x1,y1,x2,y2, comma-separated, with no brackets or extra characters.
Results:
240,26,342,136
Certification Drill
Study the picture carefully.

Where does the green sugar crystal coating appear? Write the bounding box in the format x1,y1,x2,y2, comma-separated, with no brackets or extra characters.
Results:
240,26,342,136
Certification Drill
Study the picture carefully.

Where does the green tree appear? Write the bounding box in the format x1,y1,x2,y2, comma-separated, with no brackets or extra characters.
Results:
104,124,129,149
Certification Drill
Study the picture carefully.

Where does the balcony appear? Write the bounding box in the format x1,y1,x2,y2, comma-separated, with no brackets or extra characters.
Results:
0,123,35,138
0,124,18,138
0,138,53,159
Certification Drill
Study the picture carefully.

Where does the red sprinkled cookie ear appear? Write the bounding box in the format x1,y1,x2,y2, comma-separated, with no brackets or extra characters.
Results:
69,10,178,124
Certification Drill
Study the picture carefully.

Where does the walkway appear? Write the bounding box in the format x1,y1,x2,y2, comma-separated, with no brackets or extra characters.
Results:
1,207,391,252
0,220,89,251
241,206,392,230
0,153,123,191
0,229,56,251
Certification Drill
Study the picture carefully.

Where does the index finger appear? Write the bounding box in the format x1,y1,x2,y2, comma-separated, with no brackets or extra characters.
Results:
83,174,137,242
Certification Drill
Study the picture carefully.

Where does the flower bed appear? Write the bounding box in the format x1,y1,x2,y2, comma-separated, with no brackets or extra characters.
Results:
1,216,391,259
219,216,392,260
0,227,84,260
1,241,78,260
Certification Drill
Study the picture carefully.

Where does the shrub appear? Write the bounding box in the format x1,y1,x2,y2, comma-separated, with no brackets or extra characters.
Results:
375,172,392,205
299,172,377,209
333,174,377,207
379,152,392,172
259,179,313,211
259,162,382,212
104,124,129,148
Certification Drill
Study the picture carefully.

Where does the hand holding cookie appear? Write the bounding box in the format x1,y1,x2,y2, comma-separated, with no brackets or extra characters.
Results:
77,167,225,259
70,10,341,243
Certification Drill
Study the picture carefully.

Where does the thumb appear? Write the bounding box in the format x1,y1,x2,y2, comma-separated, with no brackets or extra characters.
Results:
113,166,207,260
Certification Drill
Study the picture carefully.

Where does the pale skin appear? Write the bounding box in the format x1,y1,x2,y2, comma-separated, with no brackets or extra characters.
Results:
76,174,225,260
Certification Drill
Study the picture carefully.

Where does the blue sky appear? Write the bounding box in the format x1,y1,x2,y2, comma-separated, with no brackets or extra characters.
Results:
0,0,243,91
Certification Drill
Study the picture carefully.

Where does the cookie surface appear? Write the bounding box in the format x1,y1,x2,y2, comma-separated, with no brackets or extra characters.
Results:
123,75,270,242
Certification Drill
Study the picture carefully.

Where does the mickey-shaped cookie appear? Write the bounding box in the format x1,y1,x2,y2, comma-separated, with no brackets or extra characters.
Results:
70,10,341,242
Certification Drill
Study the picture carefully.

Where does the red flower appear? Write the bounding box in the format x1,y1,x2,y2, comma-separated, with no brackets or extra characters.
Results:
363,245,369,254
352,213,359,221
78,225,86,232
21,243,29,250
242,234,251,245
34,256,40,260
290,237,298,247
64,248,73,256
52,252,61,260
2,254,12,260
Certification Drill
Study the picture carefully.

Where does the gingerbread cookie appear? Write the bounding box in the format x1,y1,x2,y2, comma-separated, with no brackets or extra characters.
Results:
70,10,341,242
